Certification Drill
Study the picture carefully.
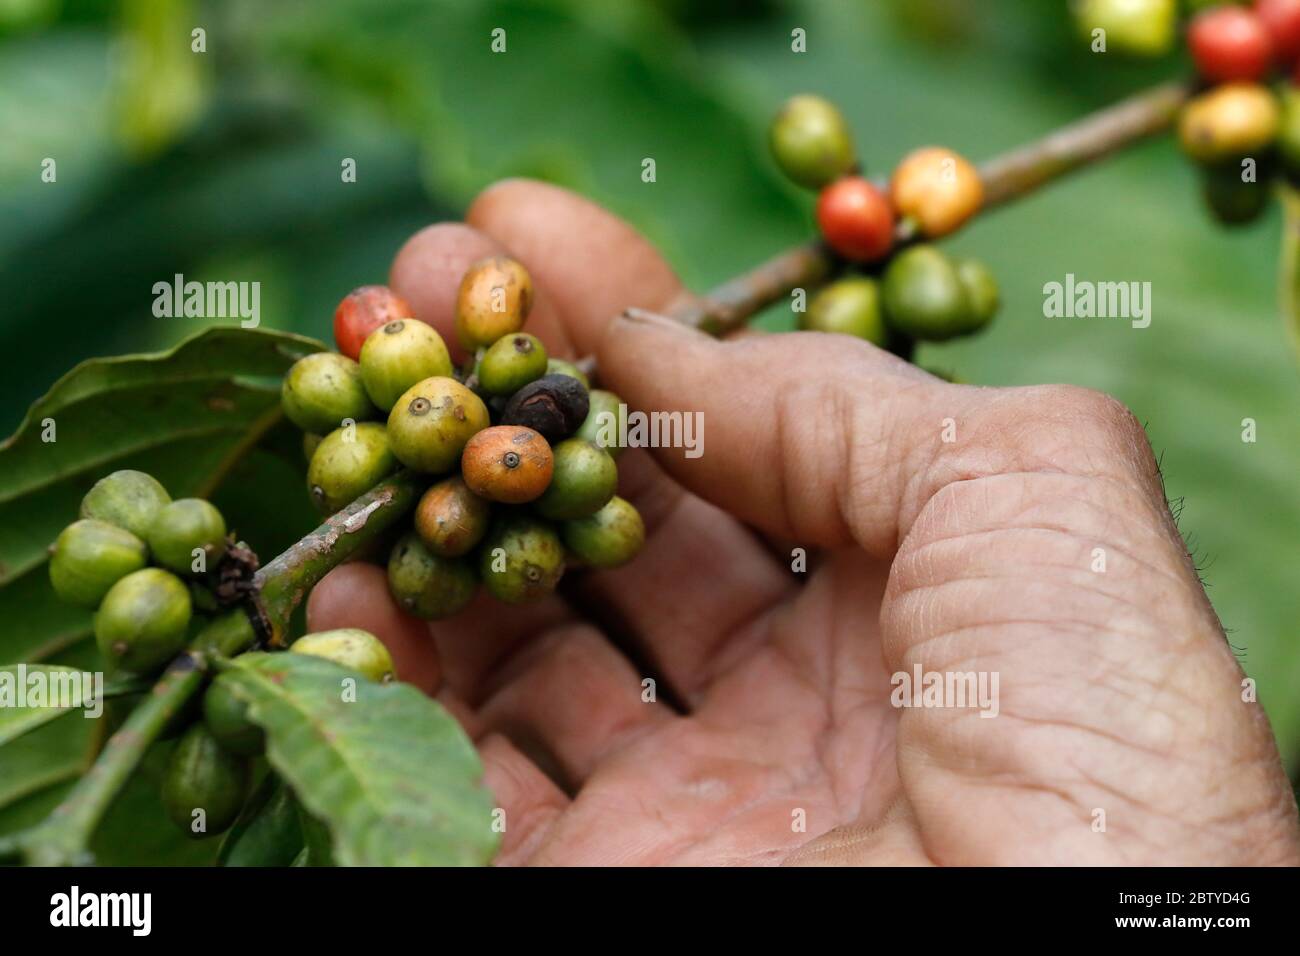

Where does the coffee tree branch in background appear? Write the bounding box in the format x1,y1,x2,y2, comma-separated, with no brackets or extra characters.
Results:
673,80,1193,336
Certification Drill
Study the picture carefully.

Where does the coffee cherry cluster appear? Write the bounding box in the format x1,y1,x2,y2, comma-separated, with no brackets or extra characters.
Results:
283,257,645,619
1177,3,1300,225
1075,1,1300,226
48,470,232,675
769,95,1000,348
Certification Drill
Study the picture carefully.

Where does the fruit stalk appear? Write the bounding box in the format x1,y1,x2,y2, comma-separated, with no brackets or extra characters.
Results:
251,470,426,646
674,79,1193,338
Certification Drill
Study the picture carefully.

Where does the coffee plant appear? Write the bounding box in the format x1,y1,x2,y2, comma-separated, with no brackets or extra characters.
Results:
1,0,1298,867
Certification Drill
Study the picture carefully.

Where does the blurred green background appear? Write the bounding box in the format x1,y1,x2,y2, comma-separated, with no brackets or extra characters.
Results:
1,0,1297,781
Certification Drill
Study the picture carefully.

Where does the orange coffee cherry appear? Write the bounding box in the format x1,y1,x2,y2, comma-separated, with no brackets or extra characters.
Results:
461,426,554,504
889,147,983,238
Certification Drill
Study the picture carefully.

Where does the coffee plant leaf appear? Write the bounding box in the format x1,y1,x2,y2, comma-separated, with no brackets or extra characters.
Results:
0,326,325,664
0,715,88,824
218,652,498,866
0,666,101,746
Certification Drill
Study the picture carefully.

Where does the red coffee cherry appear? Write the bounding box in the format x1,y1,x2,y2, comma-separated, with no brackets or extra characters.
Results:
333,285,414,360
1188,6,1273,83
1257,0,1300,62
815,177,895,262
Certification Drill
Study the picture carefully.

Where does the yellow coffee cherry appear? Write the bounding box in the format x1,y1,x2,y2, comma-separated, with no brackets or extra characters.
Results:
454,256,534,350
1178,83,1280,165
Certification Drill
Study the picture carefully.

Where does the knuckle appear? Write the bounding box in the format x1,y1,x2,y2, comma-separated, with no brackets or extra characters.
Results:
1007,384,1158,484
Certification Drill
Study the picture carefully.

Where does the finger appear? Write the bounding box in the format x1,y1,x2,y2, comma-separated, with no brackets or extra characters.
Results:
477,733,569,866
596,312,944,555
429,590,571,705
305,561,572,703
304,562,443,694
881,463,1300,863
466,178,682,355
464,179,797,697
475,623,673,790
388,222,573,363
564,452,795,703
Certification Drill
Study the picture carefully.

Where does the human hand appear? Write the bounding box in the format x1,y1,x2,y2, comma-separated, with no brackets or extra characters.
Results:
307,180,1300,866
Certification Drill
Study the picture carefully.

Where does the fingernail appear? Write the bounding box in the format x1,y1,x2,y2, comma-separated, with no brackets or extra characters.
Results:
617,306,714,344
619,306,682,328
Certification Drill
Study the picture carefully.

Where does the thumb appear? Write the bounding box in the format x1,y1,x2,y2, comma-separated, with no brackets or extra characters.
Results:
595,309,944,555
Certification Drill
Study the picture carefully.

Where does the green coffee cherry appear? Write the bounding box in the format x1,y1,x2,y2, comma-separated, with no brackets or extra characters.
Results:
202,673,264,757
801,277,887,345
769,95,856,190
147,498,227,575
545,358,590,390
1074,0,1177,57
302,432,323,463
953,258,1000,332
535,439,618,520
281,352,375,434
562,496,645,569
291,628,396,683
95,568,192,675
48,519,148,608
386,377,490,474
161,724,249,838
1201,164,1270,226
217,776,303,867
387,532,478,620
479,516,565,604
80,469,171,539
359,319,453,411
882,245,972,342
575,389,626,458
478,333,548,395
307,422,398,513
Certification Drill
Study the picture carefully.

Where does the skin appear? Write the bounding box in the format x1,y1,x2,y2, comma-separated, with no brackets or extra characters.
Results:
307,179,1300,866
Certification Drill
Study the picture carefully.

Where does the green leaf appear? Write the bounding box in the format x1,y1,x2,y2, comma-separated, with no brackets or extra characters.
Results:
217,774,304,867
0,665,104,746
0,715,89,823
0,326,324,663
218,652,498,866
245,0,806,291
113,0,208,159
